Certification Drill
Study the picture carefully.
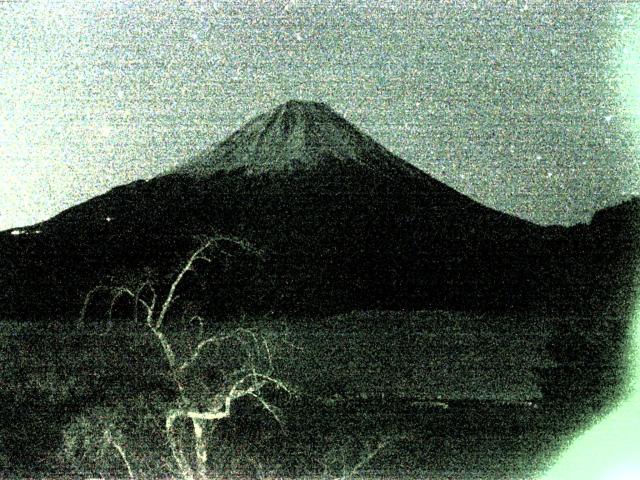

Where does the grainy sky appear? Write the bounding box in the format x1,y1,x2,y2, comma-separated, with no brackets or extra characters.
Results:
1,0,639,230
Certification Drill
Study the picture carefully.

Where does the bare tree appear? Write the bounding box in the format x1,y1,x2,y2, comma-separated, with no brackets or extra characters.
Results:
81,236,293,480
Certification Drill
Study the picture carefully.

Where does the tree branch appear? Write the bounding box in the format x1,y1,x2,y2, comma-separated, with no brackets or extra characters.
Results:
247,391,284,425
103,429,135,480
79,285,111,323
150,325,177,369
107,287,136,322
337,439,389,480
156,239,214,330
133,280,154,323
179,327,261,372
179,334,228,372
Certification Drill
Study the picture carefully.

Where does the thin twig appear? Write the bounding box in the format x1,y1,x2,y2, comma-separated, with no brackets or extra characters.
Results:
337,439,389,480
103,429,135,480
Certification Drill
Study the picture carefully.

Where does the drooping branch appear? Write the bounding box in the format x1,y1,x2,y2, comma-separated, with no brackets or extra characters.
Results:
246,391,284,425
155,239,215,331
179,334,232,372
79,285,111,324
133,280,156,324
108,287,137,322
179,327,266,372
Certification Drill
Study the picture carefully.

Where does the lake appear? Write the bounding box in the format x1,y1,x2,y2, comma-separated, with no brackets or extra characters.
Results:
0,310,620,478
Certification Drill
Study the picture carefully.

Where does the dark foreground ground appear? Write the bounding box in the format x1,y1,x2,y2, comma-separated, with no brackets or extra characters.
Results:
0,310,623,479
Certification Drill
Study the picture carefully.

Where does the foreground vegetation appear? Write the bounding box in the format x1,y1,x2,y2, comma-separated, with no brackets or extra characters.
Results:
0,237,626,478
0,238,399,478
0,312,581,479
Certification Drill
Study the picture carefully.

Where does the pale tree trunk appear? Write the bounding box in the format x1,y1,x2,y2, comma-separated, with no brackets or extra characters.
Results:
166,411,196,480
192,417,209,480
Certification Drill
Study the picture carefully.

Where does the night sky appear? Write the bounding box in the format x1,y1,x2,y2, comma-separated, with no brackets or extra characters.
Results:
1,0,639,230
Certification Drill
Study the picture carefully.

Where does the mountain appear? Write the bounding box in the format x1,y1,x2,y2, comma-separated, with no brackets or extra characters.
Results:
175,100,423,179
0,100,638,320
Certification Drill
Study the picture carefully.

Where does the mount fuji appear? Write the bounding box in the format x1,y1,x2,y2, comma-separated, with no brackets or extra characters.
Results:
0,100,637,319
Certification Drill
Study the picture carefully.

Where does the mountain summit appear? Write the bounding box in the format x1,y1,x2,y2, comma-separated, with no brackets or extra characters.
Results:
174,100,421,179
